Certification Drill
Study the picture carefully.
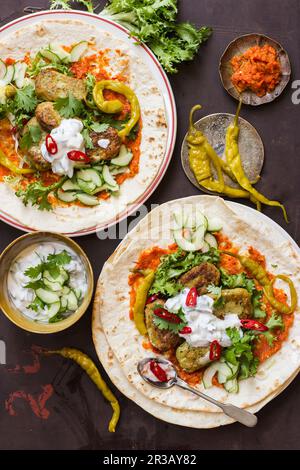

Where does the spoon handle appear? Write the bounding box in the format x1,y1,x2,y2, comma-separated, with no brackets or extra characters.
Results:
175,378,257,428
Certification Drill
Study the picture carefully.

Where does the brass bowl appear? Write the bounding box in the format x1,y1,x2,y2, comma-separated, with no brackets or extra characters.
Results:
219,33,291,105
0,232,94,334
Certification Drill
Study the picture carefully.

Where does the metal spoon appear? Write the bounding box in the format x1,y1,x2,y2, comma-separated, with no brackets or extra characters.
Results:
138,357,257,428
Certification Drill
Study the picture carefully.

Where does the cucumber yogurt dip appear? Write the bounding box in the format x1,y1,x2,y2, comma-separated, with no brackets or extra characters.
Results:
7,242,88,323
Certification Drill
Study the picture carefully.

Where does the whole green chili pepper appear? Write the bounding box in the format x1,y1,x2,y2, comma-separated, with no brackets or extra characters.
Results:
46,348,120,432
225,100,288,222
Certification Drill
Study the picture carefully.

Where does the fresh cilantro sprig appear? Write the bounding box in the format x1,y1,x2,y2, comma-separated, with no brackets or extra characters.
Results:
4,85,38,129
24,250,72,280
54,92,84,118
207,284,224,308
16,177,66,211
19,125,42,150
252,289,266,319
260,313,284,346
224,327,259,380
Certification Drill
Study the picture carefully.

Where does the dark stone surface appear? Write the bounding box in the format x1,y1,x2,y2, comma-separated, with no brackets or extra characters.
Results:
0,0,299,450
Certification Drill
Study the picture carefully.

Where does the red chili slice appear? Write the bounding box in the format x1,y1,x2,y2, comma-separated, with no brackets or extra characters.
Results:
149,360,168,382
153,308,181,324
186,287,197,307
67,150,91,163
209,340,222,361
45,134,58,155
146,294,159,305
240,319,269,332
179,326,192,334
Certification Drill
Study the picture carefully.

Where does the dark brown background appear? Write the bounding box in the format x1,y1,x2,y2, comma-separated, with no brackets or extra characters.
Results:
0,0,299,450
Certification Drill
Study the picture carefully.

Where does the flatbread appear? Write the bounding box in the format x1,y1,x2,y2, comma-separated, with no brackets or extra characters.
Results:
93,196,300,413
93,284,300,428
0,19,168,232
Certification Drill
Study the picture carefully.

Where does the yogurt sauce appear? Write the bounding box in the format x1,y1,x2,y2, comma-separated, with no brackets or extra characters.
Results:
41,119,85,178
7,242,88,323
165,288,242,348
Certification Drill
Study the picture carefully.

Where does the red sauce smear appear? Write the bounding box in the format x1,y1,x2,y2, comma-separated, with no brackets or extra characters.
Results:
5,385,54,420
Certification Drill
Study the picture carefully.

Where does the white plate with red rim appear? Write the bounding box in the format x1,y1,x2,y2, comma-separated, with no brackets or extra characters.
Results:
0,10,177,237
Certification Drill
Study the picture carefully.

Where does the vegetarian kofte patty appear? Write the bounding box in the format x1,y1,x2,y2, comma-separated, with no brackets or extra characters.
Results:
21,117,50,171
176,342,210,373
179,262,220,294
35,101,61,130
213,288,252,319
35,69,86,101
145,300,182,352
86,127,122,162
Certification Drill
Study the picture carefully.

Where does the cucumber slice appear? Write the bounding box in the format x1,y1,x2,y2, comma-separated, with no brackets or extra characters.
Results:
40,49,60,63
102,165,117,187
62,286,71,295
77,193,99,206
217,362,233,384
43,278,63,292
57,188,78,203
173,229,204,252
0,64,14,86
62,179,80,191
76,168,102,187
207,217,223,232
36,288,60,304
47,301,61,319
204,233,218,249
77,179,96,194
185,211,208,229
202,363,219,389
49,43,71,62
70,41,89,62
91,184,110,194
111,145,133,166
172,210,187,230
14,62,27,88
0,60,7,80
66,291,78,311
110,167,127,175
74,288,82,300
202,241,210,253
43,269,68,285
224,378,239,393
60,296,68,312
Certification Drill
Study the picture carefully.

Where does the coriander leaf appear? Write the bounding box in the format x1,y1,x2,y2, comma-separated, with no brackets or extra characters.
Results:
224,327,258,380
82,128,94,149
19,125,42,150
90,122,110,133
14,85,37,113
47,264,61,279
16,178,65,211
207,284,224,308
126,122,139,141
24,280,45,290
262,330,276,346
24,263,45,279
54,92,84,118
266,313,284,331
49,312,64,323
27,296,44,312
252,289,266,319
47,250,71,266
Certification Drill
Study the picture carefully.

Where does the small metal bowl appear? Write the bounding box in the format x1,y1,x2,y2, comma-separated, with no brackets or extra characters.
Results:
181,112,264,194
219,33,291,105
0,232,94,334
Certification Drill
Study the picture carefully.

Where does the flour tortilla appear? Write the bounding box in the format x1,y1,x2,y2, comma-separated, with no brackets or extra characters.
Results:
93,282,300,428
93,196,300,413
0,20,168,233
